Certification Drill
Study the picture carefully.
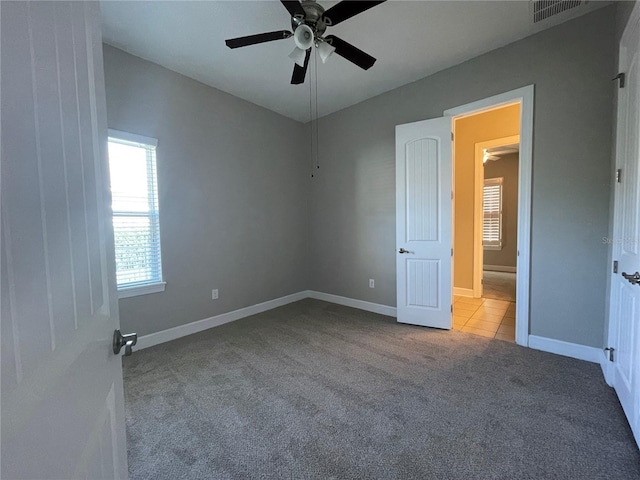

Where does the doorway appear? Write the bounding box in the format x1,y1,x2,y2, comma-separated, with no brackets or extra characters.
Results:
394,86,532,345
451,108,520,342
445,86,533,346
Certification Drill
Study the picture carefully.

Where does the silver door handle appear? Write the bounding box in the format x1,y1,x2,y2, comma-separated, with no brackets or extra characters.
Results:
398,248,411,254
113,329,138,356
621,271,640,286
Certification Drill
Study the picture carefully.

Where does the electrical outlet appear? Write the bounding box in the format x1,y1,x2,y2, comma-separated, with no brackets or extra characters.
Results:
369,279,375,288
212,289,219,300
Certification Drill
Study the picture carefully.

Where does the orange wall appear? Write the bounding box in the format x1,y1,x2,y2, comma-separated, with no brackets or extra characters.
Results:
453,104,520,290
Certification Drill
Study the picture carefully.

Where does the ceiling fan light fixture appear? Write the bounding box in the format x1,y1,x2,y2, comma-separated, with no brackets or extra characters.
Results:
317,40,336,63
224,0,388,85
293,24,314,50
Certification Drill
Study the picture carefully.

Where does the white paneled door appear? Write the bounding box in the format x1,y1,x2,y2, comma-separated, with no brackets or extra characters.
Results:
396,117,452,329
1,2,128,478
607,3,640,450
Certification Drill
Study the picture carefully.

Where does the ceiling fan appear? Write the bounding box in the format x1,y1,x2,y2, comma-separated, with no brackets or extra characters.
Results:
225,0,386,84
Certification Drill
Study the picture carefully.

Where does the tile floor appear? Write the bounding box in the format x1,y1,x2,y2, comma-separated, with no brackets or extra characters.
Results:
453,295,516,342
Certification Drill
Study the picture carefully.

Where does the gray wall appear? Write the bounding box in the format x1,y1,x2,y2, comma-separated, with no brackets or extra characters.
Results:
103,45,309,336
484,153,518,269
309,6,616,348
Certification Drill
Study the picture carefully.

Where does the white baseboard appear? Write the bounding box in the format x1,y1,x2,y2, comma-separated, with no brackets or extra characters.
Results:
453,287,475,297
528,335,603,364
308,291,397,317
134,293,600,373
136,290,396,350
484,265,517,273
136,291,309,350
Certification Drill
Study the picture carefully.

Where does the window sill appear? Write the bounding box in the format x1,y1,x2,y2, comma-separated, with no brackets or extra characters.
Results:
118,282,166,299
483,246,502,251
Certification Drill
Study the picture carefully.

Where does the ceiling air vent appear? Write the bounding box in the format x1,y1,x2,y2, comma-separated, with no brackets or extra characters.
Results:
532,0,583,23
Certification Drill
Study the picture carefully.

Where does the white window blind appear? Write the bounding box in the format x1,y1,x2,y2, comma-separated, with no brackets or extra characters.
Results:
107,131,163,292
483,177,503,250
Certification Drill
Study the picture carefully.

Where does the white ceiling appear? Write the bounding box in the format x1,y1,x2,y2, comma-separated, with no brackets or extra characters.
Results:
100,0,609,123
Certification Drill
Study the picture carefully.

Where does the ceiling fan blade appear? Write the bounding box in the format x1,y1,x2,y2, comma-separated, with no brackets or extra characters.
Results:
291,49,311,84
225,30,292,49
322,1,386,26
281,0,305,19
324,35,376,70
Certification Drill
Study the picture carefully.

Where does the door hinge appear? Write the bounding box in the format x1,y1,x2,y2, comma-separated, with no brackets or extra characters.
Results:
481,279,484,285
451,304,453,313
604,347,615,362
451,248,453,257
451,132,454,141
616,168,622,183
613,260,618,274
612,73,625,88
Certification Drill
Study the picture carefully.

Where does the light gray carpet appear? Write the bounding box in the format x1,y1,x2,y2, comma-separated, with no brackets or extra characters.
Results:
123,299,640,480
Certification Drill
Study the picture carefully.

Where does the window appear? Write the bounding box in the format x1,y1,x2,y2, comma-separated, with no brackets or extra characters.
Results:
483,177,503,250
107,130,165,298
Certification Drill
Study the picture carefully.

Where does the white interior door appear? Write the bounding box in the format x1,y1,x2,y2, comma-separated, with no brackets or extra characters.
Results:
396,117,452,328
607,3,640,450
1,2,129,478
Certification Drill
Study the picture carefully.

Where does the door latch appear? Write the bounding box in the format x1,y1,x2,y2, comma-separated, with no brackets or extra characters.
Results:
113,329,138,356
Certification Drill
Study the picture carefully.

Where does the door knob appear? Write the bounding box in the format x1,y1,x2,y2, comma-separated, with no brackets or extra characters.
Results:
399,248,410,254
113,329,138,356
621,271,640,286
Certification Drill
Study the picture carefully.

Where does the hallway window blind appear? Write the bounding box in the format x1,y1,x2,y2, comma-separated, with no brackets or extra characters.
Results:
483,177,503,250
108,130,165,297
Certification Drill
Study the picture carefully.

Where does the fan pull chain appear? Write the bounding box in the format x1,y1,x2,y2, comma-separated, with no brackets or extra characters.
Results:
314,50,320,173
309,53,315,178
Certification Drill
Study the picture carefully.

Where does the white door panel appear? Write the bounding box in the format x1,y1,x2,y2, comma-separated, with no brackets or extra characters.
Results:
1,2,128,478
396,117,452,329
607,2,640,450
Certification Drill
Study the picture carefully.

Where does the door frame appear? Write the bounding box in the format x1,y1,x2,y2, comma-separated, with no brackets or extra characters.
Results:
473,134,521,297
444,85,534,346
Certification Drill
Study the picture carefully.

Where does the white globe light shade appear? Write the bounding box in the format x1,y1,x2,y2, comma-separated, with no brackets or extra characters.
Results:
293,24,314,50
